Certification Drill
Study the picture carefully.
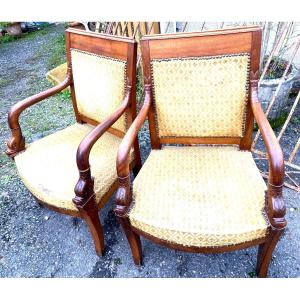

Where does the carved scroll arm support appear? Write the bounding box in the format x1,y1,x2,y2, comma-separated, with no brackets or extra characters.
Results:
250,80,286,230
114,85,151,217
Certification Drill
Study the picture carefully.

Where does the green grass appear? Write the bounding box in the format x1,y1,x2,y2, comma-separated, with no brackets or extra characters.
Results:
0,23,65,46
19,89,74,142
58,90,71,102
46,34,66,70
0,77,15,88
23,28,49,39
254,112,288,131
247,271,257,278
269,113,288,129
291,116,299,125
1,23,67,73
0,34,19,44
0,27,49,44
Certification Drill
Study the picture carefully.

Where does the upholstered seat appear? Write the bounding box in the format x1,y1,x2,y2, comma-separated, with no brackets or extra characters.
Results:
15,123,134,212
129,146,268,247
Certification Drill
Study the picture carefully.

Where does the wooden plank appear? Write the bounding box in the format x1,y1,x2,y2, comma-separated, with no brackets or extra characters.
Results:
69,31,130,60
160,137,241,145
147,32,253,59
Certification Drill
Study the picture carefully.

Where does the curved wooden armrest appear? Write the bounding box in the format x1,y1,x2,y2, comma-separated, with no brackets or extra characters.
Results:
73,87,131,207
114,85,151,217
6,68,72,158
117,85,151,178
250,80,286,230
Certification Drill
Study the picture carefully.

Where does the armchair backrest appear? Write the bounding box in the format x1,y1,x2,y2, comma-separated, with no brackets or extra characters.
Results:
141,26,262,149
66,28,137,137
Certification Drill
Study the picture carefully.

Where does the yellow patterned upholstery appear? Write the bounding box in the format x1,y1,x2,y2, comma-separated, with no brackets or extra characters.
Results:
151,54,250,138
71,49,127,133
129,146,268,247
15,123,134,212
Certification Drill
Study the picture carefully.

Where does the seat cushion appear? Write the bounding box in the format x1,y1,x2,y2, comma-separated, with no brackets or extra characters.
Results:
15,123,134,212
129,146,268,248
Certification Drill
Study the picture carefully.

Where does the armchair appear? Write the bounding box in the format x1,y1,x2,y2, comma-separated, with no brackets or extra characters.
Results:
114,26,286,277
6,28,141,255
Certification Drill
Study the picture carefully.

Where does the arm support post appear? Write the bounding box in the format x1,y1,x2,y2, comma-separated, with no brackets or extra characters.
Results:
250,80,286,230
73,87,131,207
114,85,151,217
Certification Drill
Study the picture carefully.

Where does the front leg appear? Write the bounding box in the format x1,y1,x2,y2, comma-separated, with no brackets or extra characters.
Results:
256,184,286,277
73,168,104,256
114,174,142,265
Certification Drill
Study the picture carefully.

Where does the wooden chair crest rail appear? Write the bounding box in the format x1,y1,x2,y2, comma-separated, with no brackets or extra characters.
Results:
6,28,142,256
114,26,286,277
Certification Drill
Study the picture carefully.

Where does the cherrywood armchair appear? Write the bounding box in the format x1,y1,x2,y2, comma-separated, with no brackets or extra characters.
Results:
114,26,286,277
6,28,141,256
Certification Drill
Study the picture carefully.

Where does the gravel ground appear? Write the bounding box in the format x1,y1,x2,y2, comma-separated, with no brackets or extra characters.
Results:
0,24,299,278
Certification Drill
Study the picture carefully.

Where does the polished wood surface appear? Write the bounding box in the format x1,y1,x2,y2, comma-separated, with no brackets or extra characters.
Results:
116,85,151,179
240,29,262,150
145,26,261,39
67,28,133,60
144,32,252,59
159,137,241,145
141,39,161,149
251,82,285,189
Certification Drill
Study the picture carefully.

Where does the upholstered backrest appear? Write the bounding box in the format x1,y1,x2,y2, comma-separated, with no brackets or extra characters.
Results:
71,50,127,132
66,29,137,135
151,54,250,138
141,27,262,144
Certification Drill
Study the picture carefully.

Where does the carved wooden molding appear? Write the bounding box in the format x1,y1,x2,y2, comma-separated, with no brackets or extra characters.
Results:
6,127,25,158
116,85,151,177
73,168,96,208
114,86,151,218
114,174,131,217
267,184,286,230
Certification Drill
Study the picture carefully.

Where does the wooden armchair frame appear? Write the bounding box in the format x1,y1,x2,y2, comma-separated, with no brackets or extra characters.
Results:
114,26,286,277
6,28,142,256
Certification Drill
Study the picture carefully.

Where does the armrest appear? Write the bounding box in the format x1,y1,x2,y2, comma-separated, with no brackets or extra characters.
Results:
6,68,72,158
73,87,131,207
114,85,151,217
250,80,286,230
117,85,151,177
